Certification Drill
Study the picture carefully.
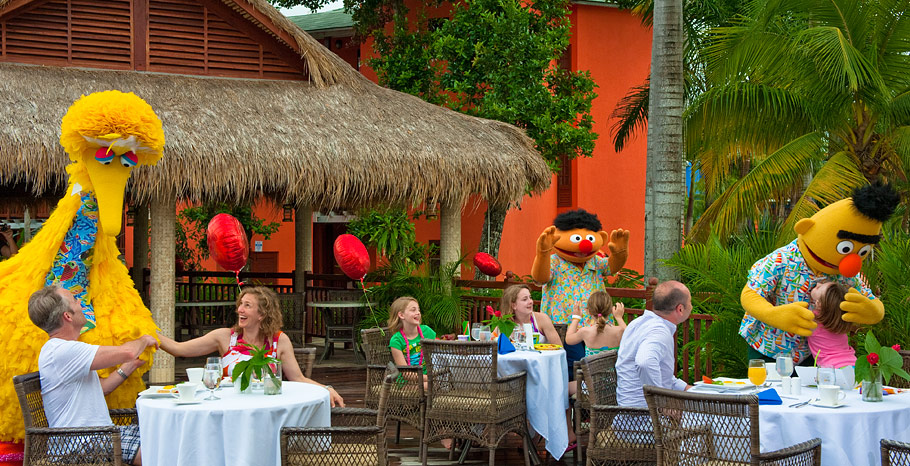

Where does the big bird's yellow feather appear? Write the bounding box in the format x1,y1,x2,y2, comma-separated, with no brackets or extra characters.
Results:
0,91,165,441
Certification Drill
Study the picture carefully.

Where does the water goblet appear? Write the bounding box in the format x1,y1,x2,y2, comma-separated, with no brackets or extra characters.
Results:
471,323,482,341
817,366,836,386
479,325,492,342
748,359,767,386
775,353,794,379
202,363,221,400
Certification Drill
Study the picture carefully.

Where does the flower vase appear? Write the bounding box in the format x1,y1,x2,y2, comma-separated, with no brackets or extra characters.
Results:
263,361,282,395
862,367,883,402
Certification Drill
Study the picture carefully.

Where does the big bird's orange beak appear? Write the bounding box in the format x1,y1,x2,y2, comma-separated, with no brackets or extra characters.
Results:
83,150,133,237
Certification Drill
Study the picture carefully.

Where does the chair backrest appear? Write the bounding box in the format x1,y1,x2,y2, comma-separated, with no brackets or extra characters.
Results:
894,351,910,389
12,371,48,428
423,340,497,397
293,347,317,379
881,438,910,466
552,323,568,346
644,385,757,464
361,327,393,365
581,350,618,405
375,362,401,427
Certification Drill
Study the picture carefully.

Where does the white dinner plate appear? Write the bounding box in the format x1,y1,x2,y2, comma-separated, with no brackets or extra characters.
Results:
138,387,177,398
694,378,757,392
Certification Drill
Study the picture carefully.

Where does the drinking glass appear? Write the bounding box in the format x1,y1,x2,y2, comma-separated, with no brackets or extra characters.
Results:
206,357,223,381
817,366,836,386
202,363,221,400
775,353,794,379
748,359,767,386
471,323,482,341
479,325,492,342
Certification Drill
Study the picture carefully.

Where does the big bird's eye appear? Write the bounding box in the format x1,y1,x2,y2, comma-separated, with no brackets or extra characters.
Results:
94,147,113,165
119,151,138,167
836,240,855,255
585,234,596,242
569,234,583,243
858,245,872,257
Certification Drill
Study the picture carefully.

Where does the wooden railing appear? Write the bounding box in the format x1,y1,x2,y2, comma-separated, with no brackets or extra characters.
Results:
141,269,715,381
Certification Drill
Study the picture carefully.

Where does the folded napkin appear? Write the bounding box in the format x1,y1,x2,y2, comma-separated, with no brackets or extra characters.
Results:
757,388,782,405
498,334,516,354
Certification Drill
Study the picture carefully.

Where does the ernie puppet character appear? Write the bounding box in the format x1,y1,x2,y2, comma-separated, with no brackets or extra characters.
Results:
740,182,900,365
531,209,630,376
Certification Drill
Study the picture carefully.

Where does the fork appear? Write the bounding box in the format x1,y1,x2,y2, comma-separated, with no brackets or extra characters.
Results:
788,399,811,408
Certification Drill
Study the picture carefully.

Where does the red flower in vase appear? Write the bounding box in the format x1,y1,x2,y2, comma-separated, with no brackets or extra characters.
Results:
893,344,902,351
485,305,501,318
867,353,880,365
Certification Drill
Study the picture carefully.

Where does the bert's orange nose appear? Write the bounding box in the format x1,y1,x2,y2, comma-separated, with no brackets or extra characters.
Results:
578,239,593,254
838,253,863,277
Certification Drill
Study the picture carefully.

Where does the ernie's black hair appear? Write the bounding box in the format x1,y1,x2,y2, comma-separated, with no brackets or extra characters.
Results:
553,209,602,232
852,182,900,222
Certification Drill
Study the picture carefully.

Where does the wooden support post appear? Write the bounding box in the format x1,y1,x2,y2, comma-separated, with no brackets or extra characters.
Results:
440,202,462,281
149,195,176,384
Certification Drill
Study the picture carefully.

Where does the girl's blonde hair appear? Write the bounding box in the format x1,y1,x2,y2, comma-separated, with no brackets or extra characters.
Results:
816,282,853,335
387,296,418,334
500,284,531,318
587,291,613,334
231,286,283,343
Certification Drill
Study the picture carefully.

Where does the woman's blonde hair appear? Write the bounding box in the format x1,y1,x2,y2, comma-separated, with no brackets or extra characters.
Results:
500,284,531,317
816,282,853,335
587,291,613,334
387,296,418,334
231,286,283,344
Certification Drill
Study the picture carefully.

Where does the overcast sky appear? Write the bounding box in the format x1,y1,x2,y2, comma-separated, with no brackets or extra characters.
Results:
279,1,344,17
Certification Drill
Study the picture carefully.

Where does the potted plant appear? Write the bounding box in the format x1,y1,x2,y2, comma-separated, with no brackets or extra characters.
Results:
855,332,910,402
231,343,282,395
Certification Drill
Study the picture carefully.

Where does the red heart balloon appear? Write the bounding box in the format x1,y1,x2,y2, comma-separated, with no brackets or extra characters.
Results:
207,214,249,273
334,234,370,280
473,252,502,277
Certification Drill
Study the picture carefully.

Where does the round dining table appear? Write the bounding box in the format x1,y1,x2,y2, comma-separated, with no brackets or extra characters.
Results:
760,385,910,466
498,348,570,460
137,381,331,466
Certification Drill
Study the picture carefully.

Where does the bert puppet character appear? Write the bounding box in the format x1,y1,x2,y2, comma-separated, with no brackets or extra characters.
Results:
532,209,629,376
740,182,900,365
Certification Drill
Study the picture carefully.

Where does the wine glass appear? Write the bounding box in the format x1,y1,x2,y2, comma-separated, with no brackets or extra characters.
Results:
471,323,482,341
206,357,223,383
817,366,836,386
202,363,221,400
479,325,492,342
775,353,794,379
748,359,767,386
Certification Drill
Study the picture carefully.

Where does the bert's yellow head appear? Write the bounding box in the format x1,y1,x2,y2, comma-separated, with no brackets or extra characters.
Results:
551,209,609,264
59,91,165,237
795,182,900,277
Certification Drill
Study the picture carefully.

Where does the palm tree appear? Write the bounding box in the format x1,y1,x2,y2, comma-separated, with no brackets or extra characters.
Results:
644,0,686,279
686,0,910,243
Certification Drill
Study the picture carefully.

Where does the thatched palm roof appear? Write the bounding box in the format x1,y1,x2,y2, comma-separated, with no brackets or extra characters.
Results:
0,62,550,210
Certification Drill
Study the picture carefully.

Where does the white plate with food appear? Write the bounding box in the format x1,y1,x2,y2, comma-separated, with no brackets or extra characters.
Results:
694,377,757,392
138,386,178,398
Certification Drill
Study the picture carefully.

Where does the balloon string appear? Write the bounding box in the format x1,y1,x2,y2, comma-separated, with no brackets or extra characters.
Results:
236,270,245,291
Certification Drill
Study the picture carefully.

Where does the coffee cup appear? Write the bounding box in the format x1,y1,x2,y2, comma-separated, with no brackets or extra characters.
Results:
186,367,204,384
818,384,845,406
176,382,198,401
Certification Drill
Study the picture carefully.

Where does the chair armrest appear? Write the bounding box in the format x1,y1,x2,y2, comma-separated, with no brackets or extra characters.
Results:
590,404,653,440
331,407,379,427
757,438,821,465
26,425,120,436
495,370,527,384
24,425,121,463
109,408,138,426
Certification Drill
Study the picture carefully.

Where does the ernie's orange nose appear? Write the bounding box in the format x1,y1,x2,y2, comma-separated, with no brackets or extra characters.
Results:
578,239,593,254
838,253,863,277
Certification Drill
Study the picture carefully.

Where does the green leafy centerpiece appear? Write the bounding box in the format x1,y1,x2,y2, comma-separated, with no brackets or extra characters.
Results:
484,305,516,340
855,332,909,402
231,343,282,395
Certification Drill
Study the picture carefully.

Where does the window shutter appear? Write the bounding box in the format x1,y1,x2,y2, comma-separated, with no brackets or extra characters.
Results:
557,154,572,207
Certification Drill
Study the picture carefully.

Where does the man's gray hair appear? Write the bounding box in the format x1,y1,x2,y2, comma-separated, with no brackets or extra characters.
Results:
652,281,689,313
28,285,68,334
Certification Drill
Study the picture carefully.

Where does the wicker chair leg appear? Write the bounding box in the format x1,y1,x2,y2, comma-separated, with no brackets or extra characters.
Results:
523,432,532,466
489,447,496,466
458,440,472,464
395,421,401,443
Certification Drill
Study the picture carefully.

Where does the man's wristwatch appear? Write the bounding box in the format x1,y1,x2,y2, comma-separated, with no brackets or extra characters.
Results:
116,368,129,379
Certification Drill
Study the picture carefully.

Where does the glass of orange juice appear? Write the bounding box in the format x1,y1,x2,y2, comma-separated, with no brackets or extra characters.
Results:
748,359,767,386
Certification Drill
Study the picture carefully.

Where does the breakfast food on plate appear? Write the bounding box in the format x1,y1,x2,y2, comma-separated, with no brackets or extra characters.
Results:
156,385,176,393
534,343,562,350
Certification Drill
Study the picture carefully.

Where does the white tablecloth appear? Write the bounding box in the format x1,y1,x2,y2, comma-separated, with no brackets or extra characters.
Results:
760,385,910,466
137,381,331,466
499,349,570,459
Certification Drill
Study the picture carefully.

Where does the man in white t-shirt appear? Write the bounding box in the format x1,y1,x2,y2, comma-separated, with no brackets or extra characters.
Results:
28,285,158,466
616,280,695,407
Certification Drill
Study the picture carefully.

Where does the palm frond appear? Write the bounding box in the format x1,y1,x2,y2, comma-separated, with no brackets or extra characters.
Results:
796,26,884,94
609,77,649,153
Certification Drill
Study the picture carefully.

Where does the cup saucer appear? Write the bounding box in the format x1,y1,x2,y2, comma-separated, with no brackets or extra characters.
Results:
809,400,845,409
173,399,202,405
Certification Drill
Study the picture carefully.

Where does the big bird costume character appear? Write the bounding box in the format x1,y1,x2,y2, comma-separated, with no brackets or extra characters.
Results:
740,182,900,364
0,91,164,442
531,209,629,377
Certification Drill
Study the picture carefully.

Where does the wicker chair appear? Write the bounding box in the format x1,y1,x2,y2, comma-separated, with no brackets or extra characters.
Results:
571,350,618,465
320,289,365,362
13,371,138,466
421,340,530,466
553,323,569,346
281,362,399,466
294,347,317,379
882,438,910,466
360,327,425,447
643,385,821,466
892,351,910,389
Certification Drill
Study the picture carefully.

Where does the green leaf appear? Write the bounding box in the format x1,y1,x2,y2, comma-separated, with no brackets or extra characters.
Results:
866,331,882,353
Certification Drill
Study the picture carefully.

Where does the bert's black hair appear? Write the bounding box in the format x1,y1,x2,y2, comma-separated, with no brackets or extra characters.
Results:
553,209,602,232
852,182,900,222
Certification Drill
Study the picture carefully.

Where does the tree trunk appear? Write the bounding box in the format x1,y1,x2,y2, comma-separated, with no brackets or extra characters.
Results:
474,204,508,281
644,0,685,280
